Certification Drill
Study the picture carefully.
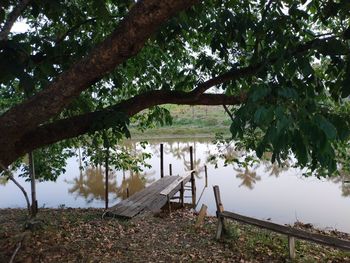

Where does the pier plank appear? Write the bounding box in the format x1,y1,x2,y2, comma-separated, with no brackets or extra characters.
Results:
108,174,192,218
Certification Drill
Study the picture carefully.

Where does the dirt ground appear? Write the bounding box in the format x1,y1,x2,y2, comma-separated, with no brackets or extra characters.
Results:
1,208,350,262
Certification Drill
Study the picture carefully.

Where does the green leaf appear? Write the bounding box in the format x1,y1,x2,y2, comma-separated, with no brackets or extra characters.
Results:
314,115,337,140
278,87,298,99
250,85,271,102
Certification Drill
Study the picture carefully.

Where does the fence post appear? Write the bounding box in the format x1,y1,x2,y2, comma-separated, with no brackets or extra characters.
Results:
288,236,296,259
213,185,225,239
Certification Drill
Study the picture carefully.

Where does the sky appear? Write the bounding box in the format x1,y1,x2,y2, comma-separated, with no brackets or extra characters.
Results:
11,20,30,33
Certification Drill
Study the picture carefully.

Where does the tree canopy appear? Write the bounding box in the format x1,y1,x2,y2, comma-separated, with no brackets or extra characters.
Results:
1,0,350,176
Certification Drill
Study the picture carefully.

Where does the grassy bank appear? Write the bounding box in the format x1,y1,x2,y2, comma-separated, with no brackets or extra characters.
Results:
1,208,349,262
130,105,232,139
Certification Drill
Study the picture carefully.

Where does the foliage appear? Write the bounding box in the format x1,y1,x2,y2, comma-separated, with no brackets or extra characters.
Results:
1,0,350,178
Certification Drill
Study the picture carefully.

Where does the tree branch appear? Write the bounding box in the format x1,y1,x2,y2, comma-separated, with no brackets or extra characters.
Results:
0,0,200,144
190,36,338,96
0,0,31,41
12,91,246,164
223,105,234,122
0,162,31,213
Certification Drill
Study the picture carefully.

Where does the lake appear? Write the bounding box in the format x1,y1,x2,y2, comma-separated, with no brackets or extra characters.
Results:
1,138,350,233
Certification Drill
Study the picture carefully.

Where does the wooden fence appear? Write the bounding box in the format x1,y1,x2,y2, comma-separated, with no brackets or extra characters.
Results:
213,185,350,259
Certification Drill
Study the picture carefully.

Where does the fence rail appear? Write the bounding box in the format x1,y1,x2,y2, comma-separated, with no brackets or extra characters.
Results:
213,185,350,259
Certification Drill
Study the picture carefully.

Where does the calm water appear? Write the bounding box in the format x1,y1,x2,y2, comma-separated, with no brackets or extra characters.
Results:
1,138,350,233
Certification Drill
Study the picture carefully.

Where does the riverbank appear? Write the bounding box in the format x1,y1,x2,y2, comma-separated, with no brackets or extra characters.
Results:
1,208,349,262
130,105,231,139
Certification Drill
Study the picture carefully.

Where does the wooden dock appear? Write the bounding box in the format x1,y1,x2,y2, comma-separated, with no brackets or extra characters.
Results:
106,172,194,218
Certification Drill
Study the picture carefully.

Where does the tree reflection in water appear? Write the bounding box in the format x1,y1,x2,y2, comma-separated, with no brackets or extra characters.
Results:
67,166,118,203
330,169,350,197
117,170,155,200
67,165,156,203
234,167,261,190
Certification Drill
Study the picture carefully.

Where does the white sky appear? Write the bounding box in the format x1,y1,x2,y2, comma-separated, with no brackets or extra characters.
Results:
11,20,30,33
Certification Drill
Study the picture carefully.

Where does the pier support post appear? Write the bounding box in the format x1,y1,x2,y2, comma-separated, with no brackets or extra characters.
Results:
190,146,196,208
160,144,164,178
169,163,172,176
180,181,184,207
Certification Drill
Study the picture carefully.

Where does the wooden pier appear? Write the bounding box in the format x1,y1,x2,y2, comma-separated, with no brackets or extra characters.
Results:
106,171,194,218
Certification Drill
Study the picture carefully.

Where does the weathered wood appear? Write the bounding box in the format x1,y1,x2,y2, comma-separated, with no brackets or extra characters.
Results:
190,146,196,207
204,165,208,187
180,181,184,207
216,218,223,240
169,163,172,176
118,176,175,216
110,176,176,217
213,185,224,214
160,144,164,178
220,210,350,251
167,195,171,213
147,176,192,212
108,173,194,218
288,236,296,259
195,204,207,228
160,171,194,196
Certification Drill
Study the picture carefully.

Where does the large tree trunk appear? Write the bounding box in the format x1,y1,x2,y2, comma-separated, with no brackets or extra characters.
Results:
28,152,38,217
0,0,199,167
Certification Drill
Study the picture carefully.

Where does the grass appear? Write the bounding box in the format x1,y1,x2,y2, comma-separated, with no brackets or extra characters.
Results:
130,105,232,138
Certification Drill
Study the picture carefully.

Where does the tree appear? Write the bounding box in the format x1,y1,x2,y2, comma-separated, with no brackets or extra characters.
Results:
1,0,350,177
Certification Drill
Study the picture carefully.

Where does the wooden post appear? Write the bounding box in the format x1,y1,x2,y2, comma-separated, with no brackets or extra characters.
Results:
216,216,224,240
167,195,171,213
195,204,207,228
180,181,184,207
126,188,129,198
169,163,172,176
213,185,225,238
190,146,196,208
160,144,164,178
288,236,296,259
204,165,208,187
105,148,109,210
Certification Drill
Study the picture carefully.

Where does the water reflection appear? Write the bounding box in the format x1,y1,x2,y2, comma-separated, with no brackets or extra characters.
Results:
66,162,157,204
66,166,118,203
2,138,350,232
116,170,155,200
234,167,261,190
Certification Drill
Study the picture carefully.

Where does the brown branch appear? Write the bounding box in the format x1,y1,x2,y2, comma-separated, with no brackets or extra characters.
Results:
191,64,263,97
0,0,200,143
0,0,31,41
9,241,22,263
0,162,31,213
12,91,246,164
223,105,234,122
190,36,338,96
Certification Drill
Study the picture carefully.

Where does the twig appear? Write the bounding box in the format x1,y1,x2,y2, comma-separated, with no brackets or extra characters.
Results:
0,162,31,213
0,0,31,41
9,241,22,263
223,104,234,122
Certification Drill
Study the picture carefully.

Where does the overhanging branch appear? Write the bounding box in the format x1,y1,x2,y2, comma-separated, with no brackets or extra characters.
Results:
16,91,246,161
0,0,200,142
